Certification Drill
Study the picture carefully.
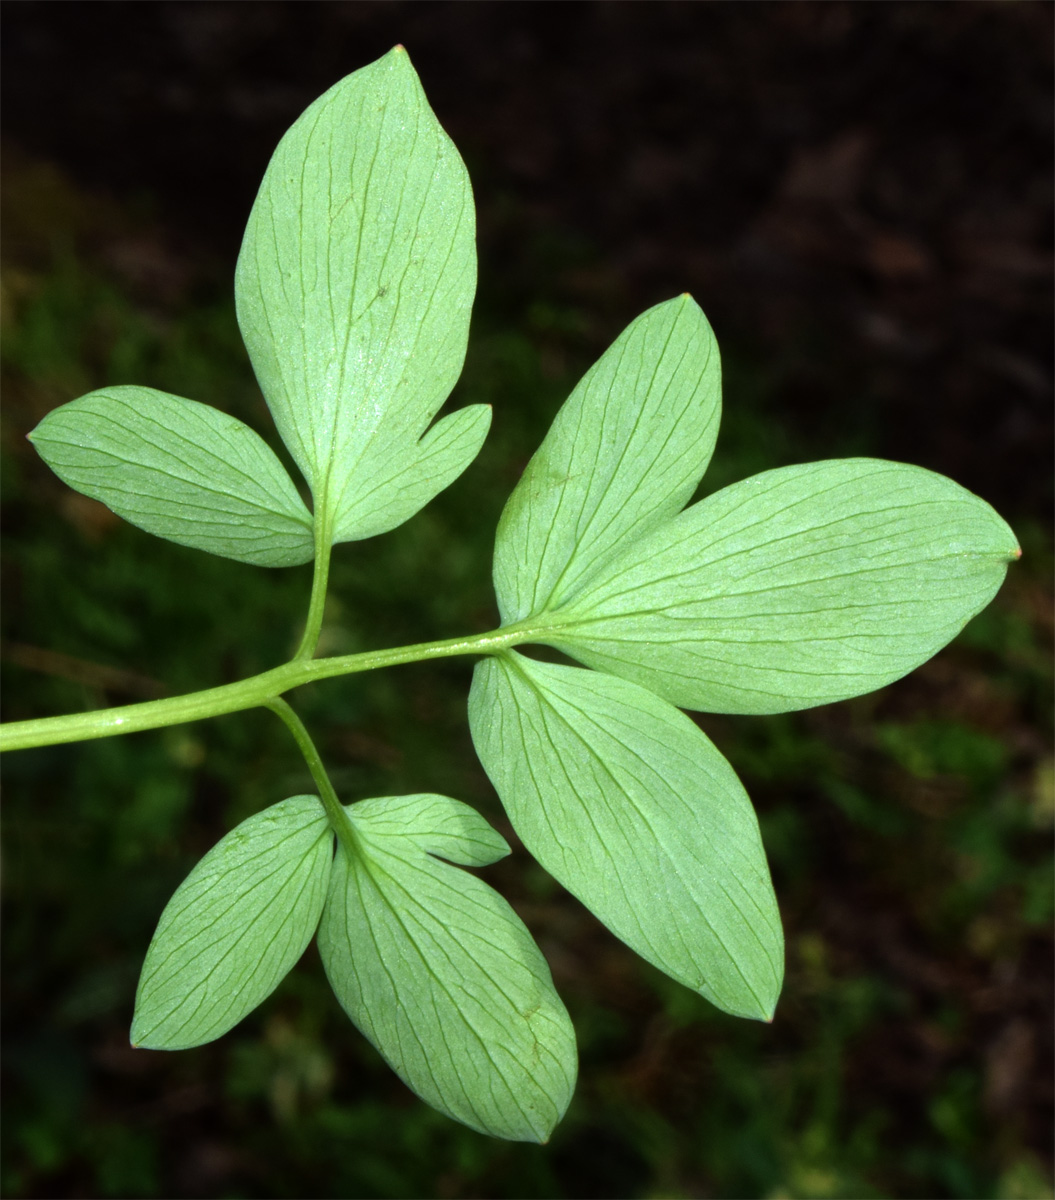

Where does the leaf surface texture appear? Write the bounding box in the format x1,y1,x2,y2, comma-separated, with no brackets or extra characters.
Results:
29,387,313,566
235,47,488,545
545,460,1020,713
493,295,720,623
469,654,783,1020
132,796,332,1049
317,793,577,1142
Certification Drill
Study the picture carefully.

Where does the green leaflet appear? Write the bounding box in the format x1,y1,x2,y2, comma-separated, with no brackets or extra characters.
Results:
28,387,314,567
317,794,577,1143
493,297,1017,715
494,294,720,624
235,47,490,546
539,459,1021,714
131,796,332,1050
468,653,783,1021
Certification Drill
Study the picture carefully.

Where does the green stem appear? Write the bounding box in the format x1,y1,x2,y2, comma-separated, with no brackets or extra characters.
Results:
292,509,334,662
0,625,530,753
265,697,359,857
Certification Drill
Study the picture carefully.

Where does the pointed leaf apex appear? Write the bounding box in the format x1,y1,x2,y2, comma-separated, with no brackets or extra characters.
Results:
132,796,332,1050
236,43,477,545
469,655,785,1019
319,795,577,1141
30,387,314,567
548,458,1020,714
493,297,721,623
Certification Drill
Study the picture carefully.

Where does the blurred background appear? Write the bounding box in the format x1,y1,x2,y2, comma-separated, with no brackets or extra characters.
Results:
1,4,1052,1198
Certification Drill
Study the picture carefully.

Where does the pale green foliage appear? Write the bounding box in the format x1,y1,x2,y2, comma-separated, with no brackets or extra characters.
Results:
235,46,490,546
29,386,313,567
317,795,577,1143
131,796,332,1049
476,288,1016,1022
540,459,1021,714
469,654,782,1020
15,45,1021,1146
494,294,720,624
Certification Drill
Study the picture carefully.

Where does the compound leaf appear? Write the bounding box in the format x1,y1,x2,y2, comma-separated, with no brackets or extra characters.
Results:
29,387,314,567
494,294,720,624
236,46,488,547
468,653,783,1021
131,796,332,1050
317,794,577,1143
541,459,1021,714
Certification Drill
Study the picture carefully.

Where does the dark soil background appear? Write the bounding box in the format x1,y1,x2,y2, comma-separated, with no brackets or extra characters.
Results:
2,4,1052,1199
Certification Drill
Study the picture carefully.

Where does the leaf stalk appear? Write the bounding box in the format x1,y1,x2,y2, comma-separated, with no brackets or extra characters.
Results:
0,625,535,753
292,506,334,661
265,696,359,856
